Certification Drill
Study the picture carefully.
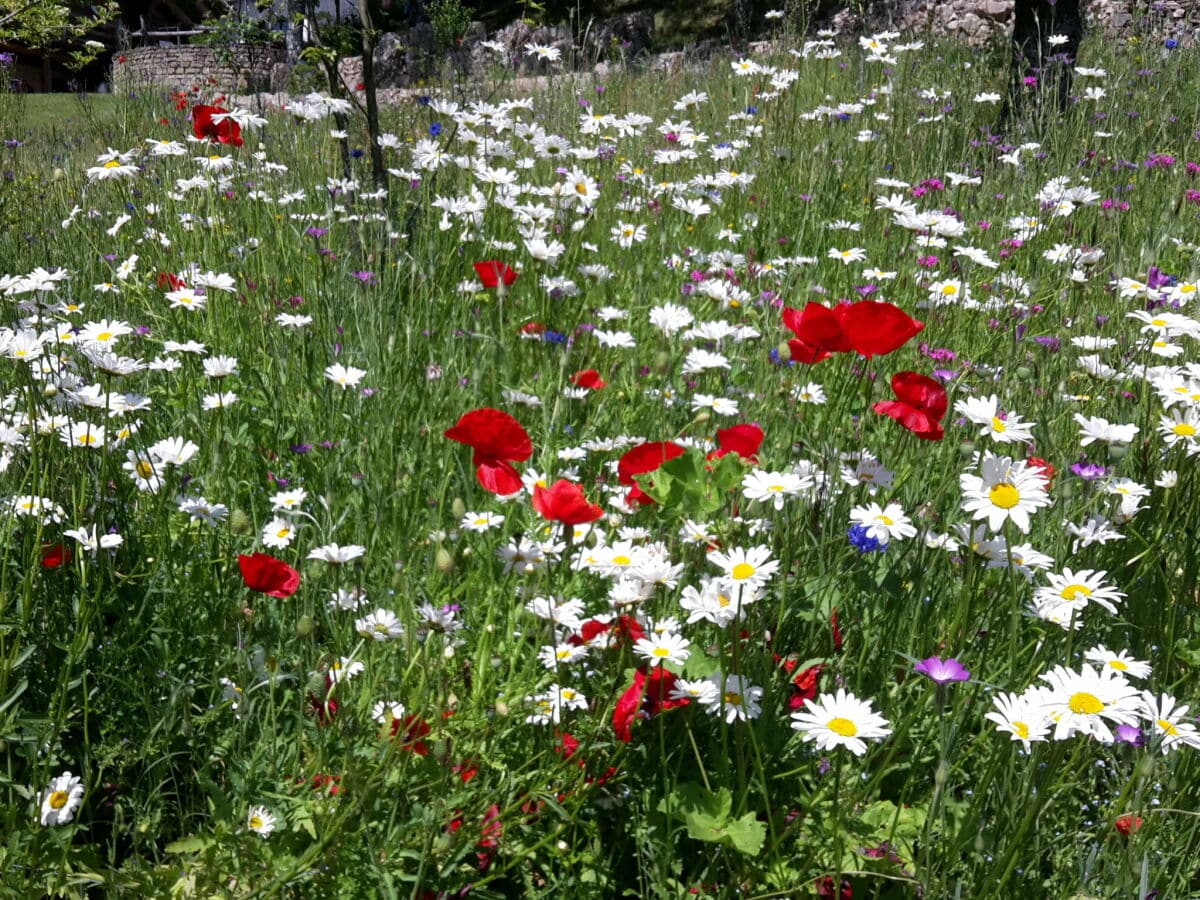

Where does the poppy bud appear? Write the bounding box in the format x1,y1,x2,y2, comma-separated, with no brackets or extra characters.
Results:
435,547,454,573
296,614,315,637
451,497,466,519
229,508,253,535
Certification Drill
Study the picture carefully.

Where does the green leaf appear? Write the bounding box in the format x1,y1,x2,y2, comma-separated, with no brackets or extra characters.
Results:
658,783,766,856
164,835,214,854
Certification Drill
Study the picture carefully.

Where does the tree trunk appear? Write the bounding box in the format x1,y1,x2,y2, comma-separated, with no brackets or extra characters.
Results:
358,0,388,190
1001,0,1083,130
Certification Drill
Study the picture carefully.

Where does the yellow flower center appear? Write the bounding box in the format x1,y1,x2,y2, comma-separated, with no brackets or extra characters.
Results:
556,648,572,660
1108,660,1128,671
828,717,858,737
610,555,631,566
731,562,755,580
103,160,121,168
96,332,113,341
575,182,588,195
652,647,671,657
876,515,894,526
1157,718,1179,736
1060,584,1092,602
1013,721,1030,739
1068,691,1104,715
1172,423,1196,437
76,433,99,446
276,528,290,538
723,691,743,706
136,461,154,478
991,417,1007,433
249,815,264,830
1152,318,1167,327
988,483,1020,509
49,790,69,810
942,284,958,295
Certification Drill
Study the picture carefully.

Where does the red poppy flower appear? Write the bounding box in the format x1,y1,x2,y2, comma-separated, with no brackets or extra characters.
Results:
872,371,947,441
788,664,825,710
644,666,689,715
473,260,518,289
532,479,604,525
708,423,764,462
613,668,648,743
445,407,533,495
389,714,431,755
1027,456,1055,487
191,105,243,147
41,542,71,568
783,302,853,364
574,614,646,650
477,804,503,871
238,552,300,598
617,441,686,505
307,693,338,725
837,300,924,358
570,368,607,390
784,301,924,362
1114,814,1143,836
613,664,688,742
556,732,580,758
157,271,186,290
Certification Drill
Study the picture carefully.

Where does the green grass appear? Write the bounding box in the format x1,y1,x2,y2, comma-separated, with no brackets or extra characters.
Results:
8,92,125,135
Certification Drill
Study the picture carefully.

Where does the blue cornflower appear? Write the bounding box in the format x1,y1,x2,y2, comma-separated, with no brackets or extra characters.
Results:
848,524,885,554
429,122,442,137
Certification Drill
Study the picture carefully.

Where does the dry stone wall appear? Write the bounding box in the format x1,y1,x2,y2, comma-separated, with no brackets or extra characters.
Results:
113,45,285,94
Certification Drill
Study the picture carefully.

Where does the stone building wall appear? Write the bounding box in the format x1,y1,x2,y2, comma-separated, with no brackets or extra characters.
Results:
112,45,285,94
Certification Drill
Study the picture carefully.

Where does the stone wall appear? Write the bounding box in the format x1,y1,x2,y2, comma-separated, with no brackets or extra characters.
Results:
112,45,285,94
826,0,1200,46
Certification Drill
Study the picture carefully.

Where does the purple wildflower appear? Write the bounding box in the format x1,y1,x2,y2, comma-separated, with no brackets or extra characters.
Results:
913,656,970,684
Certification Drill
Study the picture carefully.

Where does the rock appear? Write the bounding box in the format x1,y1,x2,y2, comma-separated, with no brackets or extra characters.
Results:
982,0,1010,20
582,11,655,63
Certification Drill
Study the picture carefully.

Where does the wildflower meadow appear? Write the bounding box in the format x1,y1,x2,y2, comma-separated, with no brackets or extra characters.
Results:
3,26,1200,898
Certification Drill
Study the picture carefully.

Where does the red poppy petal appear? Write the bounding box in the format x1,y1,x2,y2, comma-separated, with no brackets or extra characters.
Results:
238,552,301,598
891,371,948,420
533,480,604,525
838,301,924,358
445,407,533,461
716,423,764,460
570,368,607,390
787,338,832,365
476,458,524,495
873,400,945,441
612,669,648,743
617,441,686,485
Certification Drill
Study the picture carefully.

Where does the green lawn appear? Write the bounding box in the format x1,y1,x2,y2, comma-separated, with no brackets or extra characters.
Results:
7,92,130,138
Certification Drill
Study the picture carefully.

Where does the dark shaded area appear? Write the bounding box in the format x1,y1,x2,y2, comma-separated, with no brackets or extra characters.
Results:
1001,0,1084,130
